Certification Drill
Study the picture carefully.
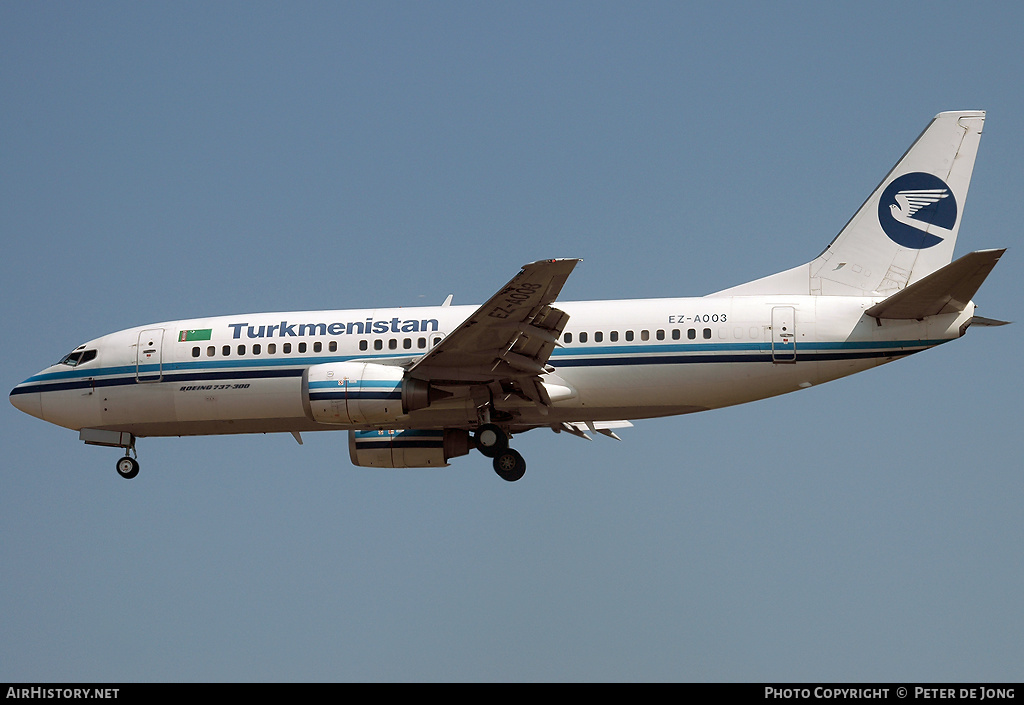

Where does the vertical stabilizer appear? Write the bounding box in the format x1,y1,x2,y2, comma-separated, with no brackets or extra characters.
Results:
716,111,985,296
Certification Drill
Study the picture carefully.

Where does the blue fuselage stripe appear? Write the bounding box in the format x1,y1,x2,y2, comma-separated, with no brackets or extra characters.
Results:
11,340,942,396
309,391,402,401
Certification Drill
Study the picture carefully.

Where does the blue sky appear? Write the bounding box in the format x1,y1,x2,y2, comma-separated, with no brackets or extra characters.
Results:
2,2,1021,682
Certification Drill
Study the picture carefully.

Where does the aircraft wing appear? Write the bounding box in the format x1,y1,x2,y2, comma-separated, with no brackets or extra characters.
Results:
406,258,580,387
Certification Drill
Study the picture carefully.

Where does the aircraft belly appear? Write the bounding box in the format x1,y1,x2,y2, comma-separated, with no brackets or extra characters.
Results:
77,375,311,436
556,362,814,413
553,356,883,416
95,417,331,438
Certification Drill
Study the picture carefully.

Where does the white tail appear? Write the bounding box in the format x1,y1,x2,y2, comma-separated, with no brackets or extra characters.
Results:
717,111,985,297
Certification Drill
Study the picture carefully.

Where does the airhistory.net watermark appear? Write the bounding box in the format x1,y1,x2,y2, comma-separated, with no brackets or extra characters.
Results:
6,688,118,699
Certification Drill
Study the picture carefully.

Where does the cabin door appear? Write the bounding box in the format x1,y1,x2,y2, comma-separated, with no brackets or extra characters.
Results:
136,328,165,382
771,307,796,363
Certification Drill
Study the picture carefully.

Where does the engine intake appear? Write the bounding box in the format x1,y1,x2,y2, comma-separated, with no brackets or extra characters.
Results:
306,362,453,425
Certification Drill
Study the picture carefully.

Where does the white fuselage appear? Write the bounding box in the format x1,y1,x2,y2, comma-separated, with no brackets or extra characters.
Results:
9,294,971,439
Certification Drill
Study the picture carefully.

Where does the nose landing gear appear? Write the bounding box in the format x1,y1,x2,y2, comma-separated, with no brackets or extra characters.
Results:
79,429,140,479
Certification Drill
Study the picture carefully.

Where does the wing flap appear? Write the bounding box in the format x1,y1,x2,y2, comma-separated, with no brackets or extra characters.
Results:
555,420,634,441
865,248,1005,320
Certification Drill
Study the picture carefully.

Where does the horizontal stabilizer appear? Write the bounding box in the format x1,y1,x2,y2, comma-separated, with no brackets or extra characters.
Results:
865,249,1005,320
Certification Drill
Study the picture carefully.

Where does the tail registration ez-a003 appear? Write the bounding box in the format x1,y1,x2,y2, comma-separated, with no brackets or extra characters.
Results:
10,111,1008,482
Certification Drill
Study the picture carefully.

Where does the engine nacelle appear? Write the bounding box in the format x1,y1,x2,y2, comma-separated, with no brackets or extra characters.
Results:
306,362,406,425
348,429,471,468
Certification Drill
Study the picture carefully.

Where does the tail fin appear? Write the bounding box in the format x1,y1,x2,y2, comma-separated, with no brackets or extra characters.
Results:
717,111,985,296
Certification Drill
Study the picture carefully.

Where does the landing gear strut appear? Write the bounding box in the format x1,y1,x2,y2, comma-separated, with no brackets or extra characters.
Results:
79,429,140,479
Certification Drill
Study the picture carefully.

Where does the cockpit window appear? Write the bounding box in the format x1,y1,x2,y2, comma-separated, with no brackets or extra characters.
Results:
59,349,97,367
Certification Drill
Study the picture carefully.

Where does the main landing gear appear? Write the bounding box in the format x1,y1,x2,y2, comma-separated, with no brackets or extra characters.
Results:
474,423,526,482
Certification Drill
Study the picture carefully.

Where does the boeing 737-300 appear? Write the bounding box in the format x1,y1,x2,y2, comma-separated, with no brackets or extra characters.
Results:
10,110,1008,481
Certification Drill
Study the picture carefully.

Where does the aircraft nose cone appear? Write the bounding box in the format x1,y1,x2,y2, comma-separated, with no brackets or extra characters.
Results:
10,385,43,420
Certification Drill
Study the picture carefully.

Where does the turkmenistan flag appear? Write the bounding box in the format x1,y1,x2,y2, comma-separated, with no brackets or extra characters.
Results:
179,329,213,342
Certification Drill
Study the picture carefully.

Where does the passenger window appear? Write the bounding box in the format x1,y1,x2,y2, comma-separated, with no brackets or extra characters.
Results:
594,331,603,343
656,330,665,341
329,341,337,352
207,346,215,357
625,331,634,342
237,345,246,355
374,340,383,350
389,339,397,350
222,345,231,356
579,332,588,343
403,338,412,350
268,343,277,354
610,331,619,342
418,338,427,349
283,343,292,354
672,329,680,340
703,328,711,339
192,347,200,358
314,341,322,353
298,342,307,353
359,340,368,351
564,332,573,344
688,329,696,340
253,344,261,355
641,330,649,341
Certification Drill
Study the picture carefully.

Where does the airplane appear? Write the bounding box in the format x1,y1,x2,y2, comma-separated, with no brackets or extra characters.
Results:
9,110,1009,482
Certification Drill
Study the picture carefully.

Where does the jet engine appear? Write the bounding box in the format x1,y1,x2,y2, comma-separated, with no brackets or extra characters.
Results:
305,362,406,425
305,361,451,425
